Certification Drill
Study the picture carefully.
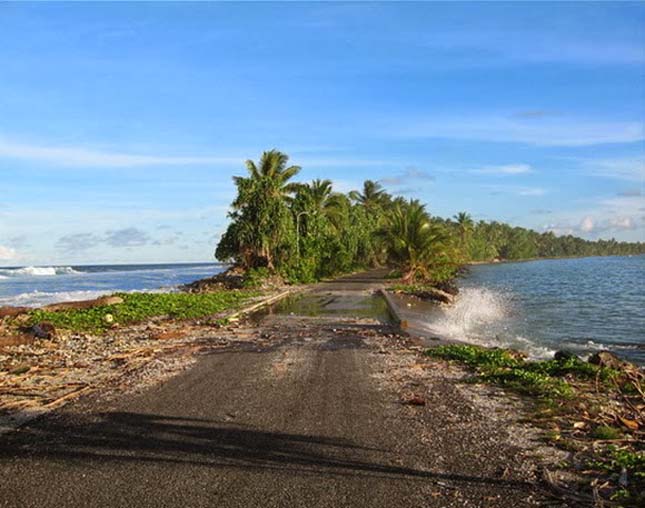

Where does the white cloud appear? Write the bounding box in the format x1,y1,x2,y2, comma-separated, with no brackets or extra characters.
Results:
0,138,242,168
599,195,644,216
380,167,435,185
294,157,393,168
577,157,645,182
0,138,397,170
55,233,103,252
579,216,595,233
471,163,533,175
545,202,642,238
0,245,17,261
608,216,637,230
399,116,643,146
105,228,151,248
486,184,546,197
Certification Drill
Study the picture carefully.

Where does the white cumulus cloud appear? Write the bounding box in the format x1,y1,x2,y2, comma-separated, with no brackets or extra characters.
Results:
0,245,17,261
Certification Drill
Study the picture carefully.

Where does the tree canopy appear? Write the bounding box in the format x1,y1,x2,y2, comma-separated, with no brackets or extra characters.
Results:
216,150,645,283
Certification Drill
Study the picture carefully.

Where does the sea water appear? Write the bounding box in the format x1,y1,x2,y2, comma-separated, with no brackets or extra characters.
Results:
0,263,226,307
419,256,645,365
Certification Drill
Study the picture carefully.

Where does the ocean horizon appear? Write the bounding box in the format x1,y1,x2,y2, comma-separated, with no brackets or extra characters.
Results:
0,262,227,308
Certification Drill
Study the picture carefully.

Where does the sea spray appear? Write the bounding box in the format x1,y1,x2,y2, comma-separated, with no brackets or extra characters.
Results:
430,288,507,338
420,287,556,359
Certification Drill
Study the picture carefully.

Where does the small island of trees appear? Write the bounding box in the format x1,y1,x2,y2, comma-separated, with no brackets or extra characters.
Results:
216,150,645,284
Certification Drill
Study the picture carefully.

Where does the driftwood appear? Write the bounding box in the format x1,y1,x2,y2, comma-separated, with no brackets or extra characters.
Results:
542,468,618,507
42,295,124,312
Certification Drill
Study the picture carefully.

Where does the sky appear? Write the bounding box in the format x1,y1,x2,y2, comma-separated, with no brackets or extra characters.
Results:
0,1,644,266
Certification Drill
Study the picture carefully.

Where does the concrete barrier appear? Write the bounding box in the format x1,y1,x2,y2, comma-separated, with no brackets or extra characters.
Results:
378,289,409,330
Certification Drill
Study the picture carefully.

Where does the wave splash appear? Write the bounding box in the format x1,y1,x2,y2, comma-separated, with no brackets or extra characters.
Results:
0,266,81,278
430,288,507,338
420,288,555,359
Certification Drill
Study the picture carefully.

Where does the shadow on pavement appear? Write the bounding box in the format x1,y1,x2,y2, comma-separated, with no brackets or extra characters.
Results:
1,411,531,489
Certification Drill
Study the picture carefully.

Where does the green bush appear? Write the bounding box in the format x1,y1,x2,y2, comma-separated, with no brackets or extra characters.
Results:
28,290,258,332
242,267,272,288
426,344,522,369
426,344,575,399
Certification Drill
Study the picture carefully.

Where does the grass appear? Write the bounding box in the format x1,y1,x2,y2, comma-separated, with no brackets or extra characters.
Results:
26,290,260,333
424,344,617,399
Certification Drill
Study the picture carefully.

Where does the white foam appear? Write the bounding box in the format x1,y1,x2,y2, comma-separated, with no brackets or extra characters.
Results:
0,287,172,308
0,266,81,277
0,290,110,308
423,288,506,337
419,287,557,360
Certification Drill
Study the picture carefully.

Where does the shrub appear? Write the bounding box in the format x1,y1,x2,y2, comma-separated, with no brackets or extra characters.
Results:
27,290,258,333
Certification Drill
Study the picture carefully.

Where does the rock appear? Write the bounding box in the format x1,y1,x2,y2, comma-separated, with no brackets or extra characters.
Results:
403,394,426,406
554,350,578,362
30,322,57,340
588,351,628,370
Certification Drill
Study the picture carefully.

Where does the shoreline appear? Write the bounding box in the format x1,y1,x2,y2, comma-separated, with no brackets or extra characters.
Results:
0,274,632,506
0,269,642,505
465,252,644,267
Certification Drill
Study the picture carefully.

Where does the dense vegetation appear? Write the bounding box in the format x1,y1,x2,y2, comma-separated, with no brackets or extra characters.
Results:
27,291,258,332
216,150,645,283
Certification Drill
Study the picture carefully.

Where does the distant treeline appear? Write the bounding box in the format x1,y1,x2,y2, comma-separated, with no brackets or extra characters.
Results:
434,217,645,262
216,150,644,283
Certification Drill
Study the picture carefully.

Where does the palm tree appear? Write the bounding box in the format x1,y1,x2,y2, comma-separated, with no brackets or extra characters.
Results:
229,149,301,269
295,179,346,227
349,180,389,211
379,199,455,283
453,211,474,251
233,149,301,206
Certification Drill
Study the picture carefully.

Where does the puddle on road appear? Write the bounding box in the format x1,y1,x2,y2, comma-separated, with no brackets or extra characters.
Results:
269,292,391,322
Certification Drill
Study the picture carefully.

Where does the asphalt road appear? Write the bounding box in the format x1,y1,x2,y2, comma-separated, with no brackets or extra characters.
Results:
0,272,546,507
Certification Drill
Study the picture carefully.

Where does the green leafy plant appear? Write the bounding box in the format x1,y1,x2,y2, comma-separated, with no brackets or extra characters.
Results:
426,344,574,398
27,290,259,333
242,267,272,288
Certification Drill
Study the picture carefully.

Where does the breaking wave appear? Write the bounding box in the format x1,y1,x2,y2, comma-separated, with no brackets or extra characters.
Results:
0,289,111,308
419,288,556,359
0,266,81,278
0,287,169,308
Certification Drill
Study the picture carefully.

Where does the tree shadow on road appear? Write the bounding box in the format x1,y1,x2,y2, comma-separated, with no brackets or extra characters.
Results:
0,411,532,490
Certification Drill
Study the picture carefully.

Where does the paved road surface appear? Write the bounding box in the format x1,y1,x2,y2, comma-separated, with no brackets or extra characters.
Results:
0,272,546,507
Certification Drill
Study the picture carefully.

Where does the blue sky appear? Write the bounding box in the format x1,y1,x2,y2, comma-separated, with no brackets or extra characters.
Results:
0,1,643,266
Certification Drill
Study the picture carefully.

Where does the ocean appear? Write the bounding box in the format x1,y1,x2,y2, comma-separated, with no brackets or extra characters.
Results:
411,255,645,365
1,257,643,364
0,263,227,307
